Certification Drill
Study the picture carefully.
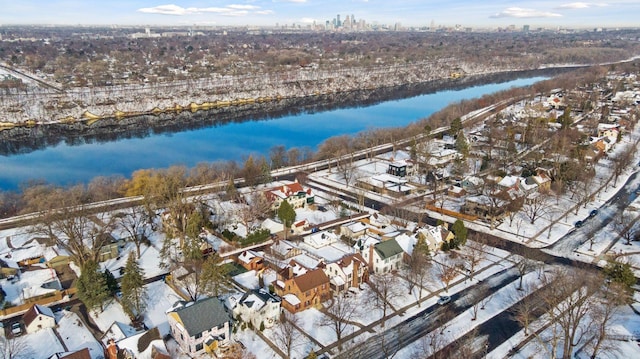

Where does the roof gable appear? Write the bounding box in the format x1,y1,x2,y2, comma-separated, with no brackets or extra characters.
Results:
172,297,230,337
293,268,329,293
374,239,404,259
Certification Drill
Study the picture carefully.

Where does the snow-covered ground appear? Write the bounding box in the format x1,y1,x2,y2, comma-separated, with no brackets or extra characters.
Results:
56,310,105,359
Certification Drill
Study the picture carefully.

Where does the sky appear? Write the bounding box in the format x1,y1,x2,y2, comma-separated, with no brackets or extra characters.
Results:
0,1,638,29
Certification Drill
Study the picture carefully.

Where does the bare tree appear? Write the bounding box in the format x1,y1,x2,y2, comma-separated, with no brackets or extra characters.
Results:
521,190,550,224
614,212,639,245
516,258,534,290
114,205,153,259
584,283,627,359
470,286,490,321
511,281,539,336
271,312,303,359
367,273,401,327
538,267,601,359
405,245,431,306
0,337,31,359
318,295,359,349
335,154,359,187
463,236,487,281
435,256,459,292
611,143,634,186
27,185,117,268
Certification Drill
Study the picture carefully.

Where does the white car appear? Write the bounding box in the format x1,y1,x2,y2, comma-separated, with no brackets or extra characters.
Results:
437,295,451,305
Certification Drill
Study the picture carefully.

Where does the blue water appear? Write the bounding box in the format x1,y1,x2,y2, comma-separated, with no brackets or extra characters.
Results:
0,77,546,190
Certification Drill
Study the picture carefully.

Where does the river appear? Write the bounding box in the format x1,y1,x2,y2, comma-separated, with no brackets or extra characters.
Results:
0,76,547,190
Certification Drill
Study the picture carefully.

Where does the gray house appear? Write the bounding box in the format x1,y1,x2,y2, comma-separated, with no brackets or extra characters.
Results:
167,297,232,356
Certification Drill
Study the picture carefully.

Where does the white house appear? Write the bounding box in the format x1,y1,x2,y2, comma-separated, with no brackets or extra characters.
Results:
23,304,56,334
231,289,281,329
362,239,404,274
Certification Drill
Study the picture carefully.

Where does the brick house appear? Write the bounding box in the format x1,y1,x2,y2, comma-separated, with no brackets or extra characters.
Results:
274,267,330,313
323,253,368,294
264,181,314,210
236,250,264,271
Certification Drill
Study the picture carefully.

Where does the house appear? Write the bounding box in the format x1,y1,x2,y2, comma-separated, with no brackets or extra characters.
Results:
115,327,170,359
415,224,455,253
44,246,70,269
291,219,308,234
447,185,466,198
231,289,281,329
339,221,368,239
167,297,232,356
303,230,339,249
236,250,264,271
461,176,484,194
98,233,121,262
269,240,301,260
362,239,404,274
264,181,314,210
461,195,507,222
23,304,56,333
531,170,552,192
101,321,140,346
357,174,414,198
597,123,620,139
323,253,368,294
387,162,407,177
274,267,330,313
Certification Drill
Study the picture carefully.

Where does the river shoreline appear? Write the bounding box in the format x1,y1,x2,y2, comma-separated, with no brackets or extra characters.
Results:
0,67,575,156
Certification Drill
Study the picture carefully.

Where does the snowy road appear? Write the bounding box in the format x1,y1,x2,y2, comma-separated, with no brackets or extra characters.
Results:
545,170,640,258
334,267,522,359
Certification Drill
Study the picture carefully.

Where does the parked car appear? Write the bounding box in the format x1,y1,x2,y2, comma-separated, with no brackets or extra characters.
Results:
10,322,21,336
589,209,598,218
437,295,451,305
574,220,584,228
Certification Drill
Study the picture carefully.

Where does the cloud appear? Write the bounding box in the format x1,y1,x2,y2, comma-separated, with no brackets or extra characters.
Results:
138,3,271,16
555,2,609,9
490,7,563,18
274,0,307,3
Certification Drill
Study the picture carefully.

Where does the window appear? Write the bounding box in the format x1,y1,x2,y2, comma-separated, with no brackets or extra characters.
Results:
195,343,203,352
195,333,202,339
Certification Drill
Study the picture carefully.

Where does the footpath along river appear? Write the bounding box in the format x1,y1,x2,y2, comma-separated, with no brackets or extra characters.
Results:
0,76,547,190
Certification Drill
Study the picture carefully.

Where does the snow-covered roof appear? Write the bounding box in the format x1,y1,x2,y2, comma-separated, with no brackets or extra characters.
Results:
343,221,368,233
394,233,417,256
261,218,284,233
283,294,301,306
117,327,168,359
330,275,346,287
498,175,520,188
304,231,338,248
101,321,139,345
238,250,259,264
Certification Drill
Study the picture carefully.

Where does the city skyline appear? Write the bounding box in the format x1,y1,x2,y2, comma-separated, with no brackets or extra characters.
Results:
0,0,638,29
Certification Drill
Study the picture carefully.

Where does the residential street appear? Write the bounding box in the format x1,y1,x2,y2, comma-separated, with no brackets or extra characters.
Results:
332,267,523,359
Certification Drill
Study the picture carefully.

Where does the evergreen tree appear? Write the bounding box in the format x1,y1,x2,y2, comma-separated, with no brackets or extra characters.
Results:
77,260,110,313
277,200,296,228
451,219,468,248
121,253,147,319
603,261,635,292
559,106,572,129
449,117,463,137
103,268,119,295
413,236,431,257
455,133,470,158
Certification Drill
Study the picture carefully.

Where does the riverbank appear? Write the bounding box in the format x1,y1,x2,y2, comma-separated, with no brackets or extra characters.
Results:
0,67,573,156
